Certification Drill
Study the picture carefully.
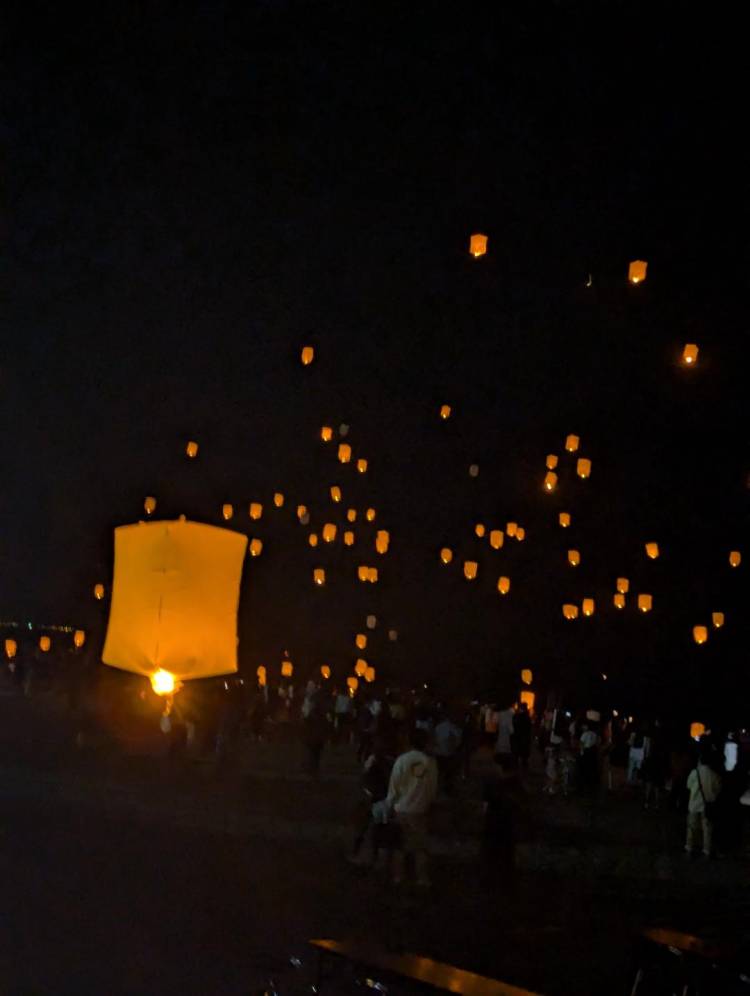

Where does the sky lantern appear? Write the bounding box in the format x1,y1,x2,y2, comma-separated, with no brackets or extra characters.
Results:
321,426,333,442
469,233,488,257
73,630,86,648
440,547,453,564
356,458,368,474
249,538,263,557
366,615,377,629
614,593,625,609
186,440,199,458
144,496,157,516
645,542,659,559
516,527,526,541
497,576,511,595
562,604,578,620
440,404,452,420
544,471,558,492
102,520,247,687
338,443,352,463
320,665,331,680
94,583,105,600
281,659,293,678
638,593,653,613
297,504,308,521
301,345,314,365
38,635,51,652
521,668,533,685
475,523,486,538
690,722,706,740
628,260,648,284
356,633,367,650
558,512,571,528
222,504,234,521
5,638,17,659
469,464,479,477
682,343,699,365
313,567,326,586
367,567,378,583
375,530,390,554
506,522,517,538
576,458,591,479
355,658,368,677
520,690,535,712
565,435,580,453
489,530,504,549
712,612,724,628
256,665,267,687
365,666,376,683
344,531,355,546
388,629,398,641
249,502,263,520
464,560,478,580
309,533,319,548
729,550,741,567
546,455,558,470
582,598,595,617
151,669,175,695
693,625,708,645
568,549,581,567
273,492,284,508
347,676,358,693
616,577,630,594
366,508,376,522
358,565,369,582
347,509,357,522
322,523,337,543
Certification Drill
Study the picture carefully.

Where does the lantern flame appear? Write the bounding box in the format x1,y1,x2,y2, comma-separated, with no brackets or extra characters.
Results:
151,669,176,696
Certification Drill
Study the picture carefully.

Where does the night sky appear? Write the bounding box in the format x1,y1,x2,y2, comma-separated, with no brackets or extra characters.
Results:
2,4,747,719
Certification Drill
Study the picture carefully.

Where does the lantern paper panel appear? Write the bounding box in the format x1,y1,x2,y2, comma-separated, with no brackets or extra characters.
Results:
440,547,453,564
693,626,708,644
344,531,355,546
273,492,284,508
469,233,488,257
440,404,452,420
516,527,525,541
281,660,293,678
366,615,377,629
249,503,263,520
614,593,625,609
186,441,199,458
102,520,247,683
546,454,558,470
638,594,653,613
475,523,486,538
521,668,533,685
321,426,333,442
355,658,368,677
464,561,478,580
559,513,571,528
367,567,378,583
347,509,357,522
320,665,331,680
489,530,504,549
347,676,358,692
582,598,595,616
301,345,314,365
257,665,267,687
144,496,157,515
338,443,352,463
645,542,659,559
309,533,319,548
690,722,706,740
616,577,630,594
356,459,368,474
565,435,579,453
313,568,326,586
628,260,647,284
712,612,724,628
682,343,699,365
729,550,741,567
568,549,580,567
365,666,376,683
576,458,591,479
544,471,558,492
562,604,579,620
375,530,390,554
5,638,17,658
322,523,337,543
497,576,510,595
520,690,535,712
94,583,105,600
506,522,517,538
39,635,51,652
222,504,234,521
74,630,86,648
366,508,376,522
249,538,263,557
356,633,367,650
330,486,342,503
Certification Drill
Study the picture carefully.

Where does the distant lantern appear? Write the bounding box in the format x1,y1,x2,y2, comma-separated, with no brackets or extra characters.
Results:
440,404,452,420
297,504,308,521
516,527,526,541
331,485,343,504
356,459,368,474
645,542,659,560
682,343,699,365
256,666,267,687
39,635,51,652
322,523,337,543
347,676,359,693
273,492,284,508
358,565,369,582
300,512,310,526
520,690,536,713
320,665,331,680
614,593,626,610
638,593,653,613
469,464,479,478
690,722,706,740
367,567,378,583
144,496,157,516
347,509,357,523
464,561,478,580
469,233,488,257
497,576,511,595
628,260,648,284
388,629,398,642
365,666,376,683
222,504,233,521
475,523,486,538
565,434,580,453
729,550,741,568
712,612,724,629
582,598,595,617
339,424,350,437
506,522,517,538
440,547,453,564
355,658,368,677
521,668,533,685
562,604,579,620
375,530,390,554
489,530,504,549
321,426,333,442
693,625,708,645
313,568,326,586
616,577,630,594
73,630,86,648
366,508,376,522
546,455,558,470
5,638,17,659
344,531,355,546
544,471,558,492
249,538,263,557
248,503,262,521
356,633,367,650
559,512,571,528
568,549,581,567
186,440,199,458
301,345,314,365
366,615,377,629
309,533,319,548
338,443,352,464
94,583,105,600
576,458,591,479
281,660,293,678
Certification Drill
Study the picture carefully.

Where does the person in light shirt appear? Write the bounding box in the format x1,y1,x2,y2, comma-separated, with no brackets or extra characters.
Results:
386,728,438,887
685,746,722,858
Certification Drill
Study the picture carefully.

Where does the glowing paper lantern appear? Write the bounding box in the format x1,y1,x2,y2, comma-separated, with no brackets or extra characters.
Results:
638,594,653,613
521,668,533,685
365,666,376,683
544,471,558,492
475,523,486,538
645,542,659,560
321,426,333,442
614,593,625,609
565,435,579,453
693,625,708,644
347,509,357,523
297,505,308,521
469,464,479,478
568,549,580,567
690,722,706,740
313,568,326,586
375,530,390,554
616,577,630,594
338,443,352,464
388,630,398,642
367,567,378,583
347,676,358,693
520,690,535,712
546,455,558,470
628,260,647,284
469,233,488,257
464,561,478,580
582,598,595,617
322,523,337,543
366,615,377,629
39,636,51,652
344,531,355,546
516,527,525,541
249,538,263,557
330,486,342,503
356,459,368,474
5,638,17,659
320,665,331,680
281,660,293,678
301,345,314,365
102,520,247,684
506,522,517,538
355,658,368,677
249,503,263,521
144,496,157,516
712,612,724,629
576,458,591,479
273,492,284,508
366,508,376,522
94,583,105,600
73,630,86,648
358,566,369,582
682,343,699,365
186,440,199,458
440,547,453,564
256,665,267,687
489,530,504,549
729,550,741,568
309,533,319,548
222,504,234,521
562,604,579,620
356,633,367,650
440,405,452,420
497,576,510,595
559,513,571,528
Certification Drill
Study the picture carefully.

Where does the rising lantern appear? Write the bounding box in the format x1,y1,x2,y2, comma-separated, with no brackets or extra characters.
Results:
521,668,533,685
256,665,267,687
281,660,293,678
375,530,390,554
39,636,51,652
144,496,157,516
94,583,105,600
565,435,580,453
356,459,368,474
712,612,724,628
330,486,342,503
74,630,86,648
516,527,526,541
497,576,511,595
520,690,535,712
464,561,478,580
309,533,319,548
690,722,706,740
347,676,359,693
347,509,357,522
616,577,630,594
249,503,263,520
645,542,659,560
355,658,368,677
365,666,376,683
546,455,558,470
321,426,333,442
562,604,579,620
475,523,486,538
301,345,314,365
5,638,17,659
367,567,378,583
338,443,352,463
506,522,517,538
322,523,337,543
489,530,504,549
320,665,331,680
186,440,199,458
693,626,708,645
682,343,699,365
222,504,234,521
544,471,558,492
356,633,367,650
366,508,376,522
568,549,581,567
582,598,595,617
729,550,742,567
313,568,326,586
559,512,571,528
344,531,355,546
628,260,648,284
273,492,284,508
469,464,479,477
366,615,377,629
440,404,452,420
440,547,453,564
469,233,488,257
297,505,308,521
358,566,369,582
249,538,263,557
638,594,653,613
576,458,591,479
614,593,625,609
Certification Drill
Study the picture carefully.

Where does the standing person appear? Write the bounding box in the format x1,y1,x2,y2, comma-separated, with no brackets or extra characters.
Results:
349,735,394,866
302,691,329,777
386,729,438,887
627,725,646,785
685,745,722,858
333,687,354,744
512,702,532,770
494,703,516,768
642,720,669,810
577,722,600,796
433,711,462,795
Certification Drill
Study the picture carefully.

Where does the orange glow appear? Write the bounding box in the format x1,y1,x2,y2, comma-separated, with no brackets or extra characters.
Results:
358,565,369,582
355,658,368,677
628,260,647,284
256,665,267,687
347,508,357,522
638,593,653,613
440,547,453,564
320,665,331,679
682,343,699,365
186,440,199,458
344,531,355,546
273,492,284,508
516,527,525,541
616,577,629,594
565,434,579,453
322,523,337,543
464,560,478,580
150,669,176,695
497,576,510,595
568,549,580,567
330,486,342,502
576,458,591,479
297,504,308,521
366,508,376,522
614,593,625,609
74,630,86,648
249,538,263,557
144,496,157,515
338,443,352,463
301,345,314,365
559,512,571,528
355,633,367,650
729,550,741,568
94,583,105,600
693,626,708,644
562,604,579,620
222,504,233,521
367,567,378,583
690,722,706,740
520,690,535,713
281,660,293,678
309,533,319,548
356,459,368,474
313,568,326,586
712,612,724,628
5,638,17,659
645,541,659,559
347,676,358,693
475,523,486,538
249,502,263,520
321,426,333,442
546,454,558,470
375,530,390,554
521,668,533,685
489,530,504,549
469,233,488,257
440,404,452,420
506,522,517,538
544,471,558,492
582,598,595,617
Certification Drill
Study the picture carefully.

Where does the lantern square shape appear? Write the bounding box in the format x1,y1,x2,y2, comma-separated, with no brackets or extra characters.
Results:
565,434,579,453
628,260,647,284
469,233,488,257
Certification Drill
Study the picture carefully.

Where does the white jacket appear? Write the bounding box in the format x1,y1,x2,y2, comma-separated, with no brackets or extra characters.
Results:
387,749,438,815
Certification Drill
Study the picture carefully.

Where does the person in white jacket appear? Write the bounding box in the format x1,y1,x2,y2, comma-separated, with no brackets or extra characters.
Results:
386,729,438,886
685,747,722,858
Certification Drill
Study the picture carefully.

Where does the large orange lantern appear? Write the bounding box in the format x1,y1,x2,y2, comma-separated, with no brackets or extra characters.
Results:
729,550,741,568
469,233,488,257
256,665,267,687
39,636,51,652
628,260,647,284
576,458,591,479
464,561,478,580
506,522,517,538
5,638,17,659
321,426,333,442
322,523,337,543
638,593,653,613
645,542,659,560
489,530,504,549
616,577,629,594
301,345,314,365
562,604,579,620
693,625,708,644
367,567,378,583
249,502,263,520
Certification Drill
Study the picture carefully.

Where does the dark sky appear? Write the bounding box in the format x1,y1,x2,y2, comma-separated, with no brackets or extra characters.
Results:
1,3,747,717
